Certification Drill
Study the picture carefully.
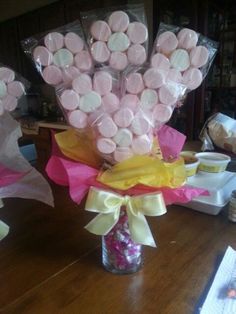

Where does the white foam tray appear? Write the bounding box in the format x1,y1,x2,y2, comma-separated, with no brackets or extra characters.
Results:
182,171,236,215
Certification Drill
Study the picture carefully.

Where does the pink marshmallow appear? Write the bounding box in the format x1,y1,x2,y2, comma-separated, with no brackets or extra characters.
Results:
167,68,182,83
93,71,112,96
131,134,152,155
7,81,25,98
156,31,178,54
177,28,198,50
127,44,147,65
109,51,128,70
126,73,144,94
98,116,118,137
91,41,110,63
2,94,18,111
113,147,134,162
190,46,209,68
64,32,84,54
182,67,203,90
97,137,116,154
127,22,148,44
42,65,62,85
44,32,64,52
143,68,165,89
130,115,151,135
158,85,178,105
88,109,106,126
0,67,15,83
113,108,134,128
152,104,173,123
68,110,88,129
72,74,92,95
60,89,80,110
33,46,53,67
102,93,120,113
151,53,170,71
62,66,80,84
108,11,130,32
74,50,93,72
90,21,111,42
120,94,140,111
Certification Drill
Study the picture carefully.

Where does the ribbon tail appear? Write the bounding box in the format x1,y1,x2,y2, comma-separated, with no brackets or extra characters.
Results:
85,212,119,236
127,211,157,247
0,220,9,241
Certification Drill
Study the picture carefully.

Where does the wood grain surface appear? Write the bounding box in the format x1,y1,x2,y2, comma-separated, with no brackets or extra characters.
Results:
1,173,236,313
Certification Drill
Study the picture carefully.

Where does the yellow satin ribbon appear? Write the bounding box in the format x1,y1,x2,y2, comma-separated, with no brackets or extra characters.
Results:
84,187,167,247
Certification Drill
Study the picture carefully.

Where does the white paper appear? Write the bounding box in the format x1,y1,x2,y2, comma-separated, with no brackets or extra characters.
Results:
201,246,236,314
0,220,9,241
0,112,54,207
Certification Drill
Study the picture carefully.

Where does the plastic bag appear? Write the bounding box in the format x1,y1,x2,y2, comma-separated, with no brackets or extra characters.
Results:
121,64,186,128
0,64,30,116
21,20,93,86
80,4,148,70
151,22,218,91
199,113,236,154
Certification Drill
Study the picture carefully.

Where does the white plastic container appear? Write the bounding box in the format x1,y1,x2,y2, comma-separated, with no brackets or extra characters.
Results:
195,152,231,173
182,171,236,215
180,151,199,177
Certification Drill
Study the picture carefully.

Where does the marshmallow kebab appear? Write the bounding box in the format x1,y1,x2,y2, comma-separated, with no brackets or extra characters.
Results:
152,28,210,90
0,67,26,115
32,29,92,85
88,10,148,69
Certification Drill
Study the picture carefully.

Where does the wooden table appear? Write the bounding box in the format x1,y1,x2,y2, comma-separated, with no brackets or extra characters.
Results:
1,172,236,314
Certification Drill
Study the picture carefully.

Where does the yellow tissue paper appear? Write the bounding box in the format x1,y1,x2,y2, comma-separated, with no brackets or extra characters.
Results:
55,129,102,168
97,155,186,190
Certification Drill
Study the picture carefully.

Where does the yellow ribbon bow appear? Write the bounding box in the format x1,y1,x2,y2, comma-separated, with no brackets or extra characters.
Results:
84,187,167,247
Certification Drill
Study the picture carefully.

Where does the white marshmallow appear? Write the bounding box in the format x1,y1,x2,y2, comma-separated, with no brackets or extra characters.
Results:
53,49,74,68
0,81,7,98
170,49,190,72
79,91,101,113
113,128,133,147
107,32,130,52
140,89,158,110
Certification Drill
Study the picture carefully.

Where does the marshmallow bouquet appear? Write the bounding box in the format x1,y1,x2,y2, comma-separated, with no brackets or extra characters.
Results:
42,4,214,269
0,65,29,116
52,15,217,165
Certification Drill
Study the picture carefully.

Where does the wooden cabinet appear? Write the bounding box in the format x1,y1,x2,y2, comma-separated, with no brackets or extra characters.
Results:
203,0,236,121
0,19,21,71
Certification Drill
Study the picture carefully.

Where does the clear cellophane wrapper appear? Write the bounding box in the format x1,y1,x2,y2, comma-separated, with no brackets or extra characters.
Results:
151,22,218,92
80,4,149,70
21,20,93,86
0,63,30,116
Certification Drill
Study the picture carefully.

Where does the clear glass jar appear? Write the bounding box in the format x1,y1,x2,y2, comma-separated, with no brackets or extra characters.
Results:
102,207,143,274
228,190,236,222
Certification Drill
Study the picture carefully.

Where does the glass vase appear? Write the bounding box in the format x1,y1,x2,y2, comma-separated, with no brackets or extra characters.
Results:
102,207,143,274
